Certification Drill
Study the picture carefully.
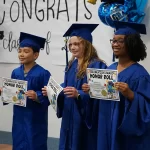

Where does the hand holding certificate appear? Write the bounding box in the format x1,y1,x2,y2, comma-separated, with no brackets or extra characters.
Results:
87,68,120,101
1,77,28,107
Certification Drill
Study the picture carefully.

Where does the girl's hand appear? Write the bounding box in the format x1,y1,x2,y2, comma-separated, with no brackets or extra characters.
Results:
82,83,90,93
0,88,2,95
114,82,134,101
63,86,78,98
25,90,37,100
42,86,47,96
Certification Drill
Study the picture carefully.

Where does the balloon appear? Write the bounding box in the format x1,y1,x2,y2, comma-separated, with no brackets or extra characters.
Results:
98,3,112,26
98,0,148,28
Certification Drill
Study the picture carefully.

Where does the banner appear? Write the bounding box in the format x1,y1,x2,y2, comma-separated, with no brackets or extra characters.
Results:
0,0,107,65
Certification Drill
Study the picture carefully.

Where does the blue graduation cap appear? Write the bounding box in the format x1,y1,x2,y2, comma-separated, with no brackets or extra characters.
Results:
19,32,46,52
112,21,146,62
63,23,99,43
63,23,99,67
114,21,146,35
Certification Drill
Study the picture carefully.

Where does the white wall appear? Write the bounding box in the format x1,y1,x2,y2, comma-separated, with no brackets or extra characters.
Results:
0,1,150,138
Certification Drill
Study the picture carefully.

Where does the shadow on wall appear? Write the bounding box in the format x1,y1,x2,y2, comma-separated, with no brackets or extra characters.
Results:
143,6,150,44
0,131,59,150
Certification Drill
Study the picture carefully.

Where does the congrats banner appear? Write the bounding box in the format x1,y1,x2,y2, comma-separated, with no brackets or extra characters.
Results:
0,0,113,65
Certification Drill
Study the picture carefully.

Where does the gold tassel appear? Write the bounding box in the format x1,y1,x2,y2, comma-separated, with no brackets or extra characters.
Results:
87,0,97,5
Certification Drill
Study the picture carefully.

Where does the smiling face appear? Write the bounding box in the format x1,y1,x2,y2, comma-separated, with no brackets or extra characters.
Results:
68,36,84,59
111,34,128,58
18,47,39,64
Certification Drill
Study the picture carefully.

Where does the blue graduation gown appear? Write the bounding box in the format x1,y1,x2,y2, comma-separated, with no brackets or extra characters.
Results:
57,59,107,150
86,62,150,150
85,84,111,150
110,63,150,150
11,64,51,150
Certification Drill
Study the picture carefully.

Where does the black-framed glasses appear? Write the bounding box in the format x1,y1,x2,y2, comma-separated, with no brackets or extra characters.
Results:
110,39,124,45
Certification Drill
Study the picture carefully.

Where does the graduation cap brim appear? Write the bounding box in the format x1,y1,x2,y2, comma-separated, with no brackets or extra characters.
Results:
19,32,46,52
63,23,99,37
114,21,146,35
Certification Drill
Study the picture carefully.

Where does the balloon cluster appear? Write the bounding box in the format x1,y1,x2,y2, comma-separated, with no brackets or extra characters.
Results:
88,0,148,28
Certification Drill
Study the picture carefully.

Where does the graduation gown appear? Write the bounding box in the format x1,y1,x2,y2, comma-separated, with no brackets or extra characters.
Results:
11,64,51,150
110,63,150,150
57,59,107,150
86,62,150,150
85,83,111,150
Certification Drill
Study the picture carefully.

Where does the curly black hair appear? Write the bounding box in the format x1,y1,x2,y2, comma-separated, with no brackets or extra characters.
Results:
124,34,147,62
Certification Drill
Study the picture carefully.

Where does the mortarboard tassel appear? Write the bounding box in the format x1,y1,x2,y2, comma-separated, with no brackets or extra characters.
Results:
112,53,115,62
61,37,69,67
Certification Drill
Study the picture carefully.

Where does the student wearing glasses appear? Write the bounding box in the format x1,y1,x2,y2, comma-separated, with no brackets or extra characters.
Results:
82,21,150,150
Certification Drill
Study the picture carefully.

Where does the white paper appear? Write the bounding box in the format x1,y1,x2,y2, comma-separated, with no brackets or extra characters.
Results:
47,76,63,111
87,68,120,101
1,77,28,107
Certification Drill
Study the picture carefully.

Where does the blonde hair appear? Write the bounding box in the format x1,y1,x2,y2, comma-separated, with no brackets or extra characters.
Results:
68,37,105,79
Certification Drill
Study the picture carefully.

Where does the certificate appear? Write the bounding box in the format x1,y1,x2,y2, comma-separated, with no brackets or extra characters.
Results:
87,68,120,101
1,77,28,107
47,76,63,111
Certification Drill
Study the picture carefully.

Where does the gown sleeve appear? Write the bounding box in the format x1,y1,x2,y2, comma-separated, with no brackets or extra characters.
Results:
57,91,65,118
56,70,67,118
77,61,107,128
118,75,150,136
11,70,15,78
36,70,51,107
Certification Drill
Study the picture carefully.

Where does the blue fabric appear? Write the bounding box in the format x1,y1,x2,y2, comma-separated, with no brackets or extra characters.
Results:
115,26,138,35
19,32,46,52
20,39,41,52
11,64,51,150
86,62,150,150
63,24,99,43
85,93,111,150
114,21,146,35
57,59,107,150
110,63,150,150
70,28,93,43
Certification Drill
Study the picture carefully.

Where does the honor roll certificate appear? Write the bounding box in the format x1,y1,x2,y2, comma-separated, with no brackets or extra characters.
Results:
1,77,27,107
87,68,120,101
47,76,63,111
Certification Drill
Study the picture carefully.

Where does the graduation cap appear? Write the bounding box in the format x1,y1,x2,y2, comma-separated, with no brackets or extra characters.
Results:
63,23,99,43
112,21,146,62
114,21,146,35
19,32,46,52
63,23,99,67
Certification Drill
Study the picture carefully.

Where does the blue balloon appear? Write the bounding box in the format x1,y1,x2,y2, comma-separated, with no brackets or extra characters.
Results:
98,0,148,28
98,3,111,26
